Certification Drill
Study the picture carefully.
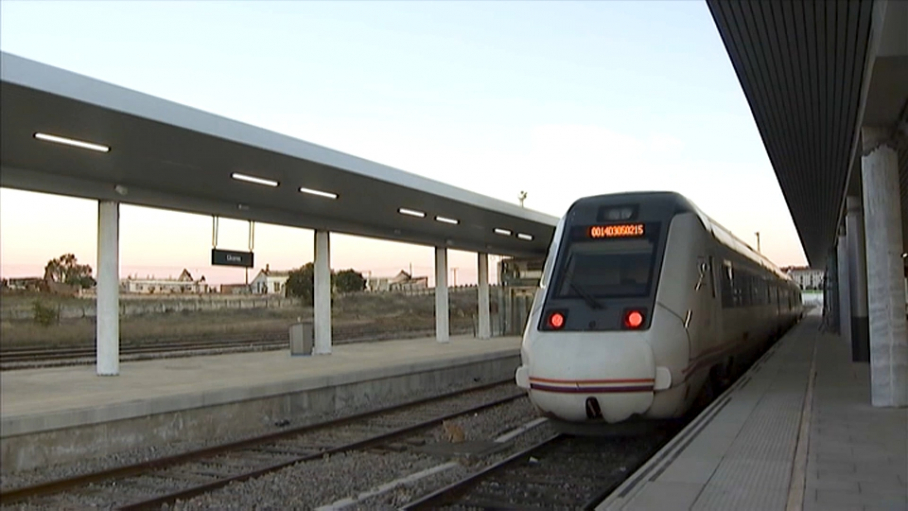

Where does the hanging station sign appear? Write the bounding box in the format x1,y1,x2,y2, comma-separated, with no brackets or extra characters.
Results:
211,248,254,268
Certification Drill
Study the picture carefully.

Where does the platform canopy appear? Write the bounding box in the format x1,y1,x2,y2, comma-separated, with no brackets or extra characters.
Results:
0,52,558,259
707,0,908,266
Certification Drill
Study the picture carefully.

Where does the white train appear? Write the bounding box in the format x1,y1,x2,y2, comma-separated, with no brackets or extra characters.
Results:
515,191,803,427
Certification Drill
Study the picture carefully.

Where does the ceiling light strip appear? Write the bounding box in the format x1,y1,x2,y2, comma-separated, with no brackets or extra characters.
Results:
34,132,109,152
231,173,279,187
398,208,426,218
299,187,338,199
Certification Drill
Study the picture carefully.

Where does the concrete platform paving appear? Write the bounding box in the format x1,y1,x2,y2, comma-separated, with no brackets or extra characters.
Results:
599,311,907,511
1,334,521,473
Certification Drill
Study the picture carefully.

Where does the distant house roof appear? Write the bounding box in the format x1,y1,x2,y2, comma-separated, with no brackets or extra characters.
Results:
124,269,205,283
253,269,292,282
390,270,411,284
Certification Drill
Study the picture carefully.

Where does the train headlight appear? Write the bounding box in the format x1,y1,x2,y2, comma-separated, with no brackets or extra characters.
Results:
623,309,645,329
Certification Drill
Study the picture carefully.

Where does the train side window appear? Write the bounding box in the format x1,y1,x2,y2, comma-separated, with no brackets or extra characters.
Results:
721,261,734,308
708,256,716,299
736,271,750,307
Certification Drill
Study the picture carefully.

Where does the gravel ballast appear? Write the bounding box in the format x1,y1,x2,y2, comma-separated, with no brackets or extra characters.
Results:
0,379,517,494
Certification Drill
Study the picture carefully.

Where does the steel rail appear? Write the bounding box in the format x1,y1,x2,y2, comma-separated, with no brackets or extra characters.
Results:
0,379,522,508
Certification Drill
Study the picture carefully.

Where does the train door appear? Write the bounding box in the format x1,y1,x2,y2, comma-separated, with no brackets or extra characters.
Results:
692,254,719,354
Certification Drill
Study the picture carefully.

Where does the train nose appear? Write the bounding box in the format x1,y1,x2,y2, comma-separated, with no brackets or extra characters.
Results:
521,333,657,423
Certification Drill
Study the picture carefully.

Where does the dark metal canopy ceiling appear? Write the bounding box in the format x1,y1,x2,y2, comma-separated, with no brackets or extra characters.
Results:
707,0,907,266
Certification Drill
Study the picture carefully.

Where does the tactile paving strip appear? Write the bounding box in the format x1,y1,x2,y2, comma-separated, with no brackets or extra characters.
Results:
688,332,817,510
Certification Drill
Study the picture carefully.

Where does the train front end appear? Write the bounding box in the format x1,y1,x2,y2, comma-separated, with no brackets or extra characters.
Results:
515,193,679,424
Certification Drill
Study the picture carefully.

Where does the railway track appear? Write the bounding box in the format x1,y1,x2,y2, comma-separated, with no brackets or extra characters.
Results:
402,426,678,511
0,325,474,369
0,381,525,510
0,336,287,363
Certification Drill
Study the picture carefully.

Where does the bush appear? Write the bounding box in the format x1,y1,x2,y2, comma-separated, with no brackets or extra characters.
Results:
32,300,58,327
335,269,366,293
285,263,315,304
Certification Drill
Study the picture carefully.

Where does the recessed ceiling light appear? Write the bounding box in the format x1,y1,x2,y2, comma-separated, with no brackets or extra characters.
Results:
517,233,533,241
34,132,109,152
237,204,250,211
231,172,278,187
494,228,512,236
398,208,426,218
435,216,459,225
299,187,337,199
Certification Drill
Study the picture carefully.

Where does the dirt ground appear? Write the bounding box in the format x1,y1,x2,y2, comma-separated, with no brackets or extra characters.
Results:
0,291,481,349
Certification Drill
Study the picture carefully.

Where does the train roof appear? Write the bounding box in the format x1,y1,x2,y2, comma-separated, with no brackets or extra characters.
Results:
570,191,796,283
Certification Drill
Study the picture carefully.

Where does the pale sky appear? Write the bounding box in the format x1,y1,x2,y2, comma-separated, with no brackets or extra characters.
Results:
0,1,808,287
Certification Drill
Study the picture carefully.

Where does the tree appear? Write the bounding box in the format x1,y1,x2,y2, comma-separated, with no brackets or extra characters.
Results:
335,269,365,293
44,253,96,289
285,263,315,304
285,263,357,303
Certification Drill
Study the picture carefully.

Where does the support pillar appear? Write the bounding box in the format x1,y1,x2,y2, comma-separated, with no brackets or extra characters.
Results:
861,127,907,407
435,247,449,343
477,252,491,339
313,230,332,355
825,248,839,334
96,200,119,376
837,233,852,346
846,197,871,362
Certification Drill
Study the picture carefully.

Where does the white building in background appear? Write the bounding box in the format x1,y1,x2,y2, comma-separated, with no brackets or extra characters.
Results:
783,266,824,290
251,265,291,295
121,269,209,294
366,270,428,293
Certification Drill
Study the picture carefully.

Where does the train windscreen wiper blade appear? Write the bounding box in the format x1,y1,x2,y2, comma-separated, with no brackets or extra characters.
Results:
570,282,604,310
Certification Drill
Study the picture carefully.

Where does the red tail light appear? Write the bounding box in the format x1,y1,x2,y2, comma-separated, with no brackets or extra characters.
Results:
624,310,644,329
548,311,565,329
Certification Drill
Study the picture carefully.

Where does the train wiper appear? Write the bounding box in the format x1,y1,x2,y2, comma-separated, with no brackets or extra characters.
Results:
570,282,604,310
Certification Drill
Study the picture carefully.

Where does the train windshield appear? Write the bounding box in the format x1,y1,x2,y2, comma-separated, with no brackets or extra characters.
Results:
553,235,657,299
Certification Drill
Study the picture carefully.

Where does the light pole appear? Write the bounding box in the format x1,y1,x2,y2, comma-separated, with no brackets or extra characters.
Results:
754,232,761,253
451,267,458,287
518,191,528,208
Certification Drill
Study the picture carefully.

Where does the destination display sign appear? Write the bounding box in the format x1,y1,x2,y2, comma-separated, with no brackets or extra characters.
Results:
211,248,254,268
588,223,645,239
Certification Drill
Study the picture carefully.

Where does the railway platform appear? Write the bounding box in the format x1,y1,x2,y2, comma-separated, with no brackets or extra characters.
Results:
0,334,521,474
599,310,907,511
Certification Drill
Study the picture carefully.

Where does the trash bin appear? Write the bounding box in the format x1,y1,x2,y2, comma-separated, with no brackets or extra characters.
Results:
290,321,313,356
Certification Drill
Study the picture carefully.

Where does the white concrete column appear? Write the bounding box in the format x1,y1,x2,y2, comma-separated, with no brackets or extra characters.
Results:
435,246,449,343
313,230,332,355
837,233,851,342
861,127,907,408
96,200,119,376
477,252,491,339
